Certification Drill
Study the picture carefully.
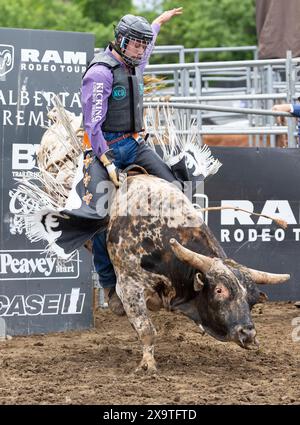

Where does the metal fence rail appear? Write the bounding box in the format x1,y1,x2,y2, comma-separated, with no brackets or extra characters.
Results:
143,50,300,147
151,45,258,63
95,44,300,147
95,45,258,63
144,101,291,117
144,101,293,147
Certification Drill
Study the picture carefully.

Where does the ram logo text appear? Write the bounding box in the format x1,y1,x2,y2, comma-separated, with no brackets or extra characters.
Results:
20,49,86,73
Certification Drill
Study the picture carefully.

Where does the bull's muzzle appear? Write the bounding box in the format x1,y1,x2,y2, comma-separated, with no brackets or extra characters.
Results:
232,324,258,349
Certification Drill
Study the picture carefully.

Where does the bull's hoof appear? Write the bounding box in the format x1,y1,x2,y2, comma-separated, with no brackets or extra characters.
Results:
146,292,162,311
135,361,157,375
108,291,126,316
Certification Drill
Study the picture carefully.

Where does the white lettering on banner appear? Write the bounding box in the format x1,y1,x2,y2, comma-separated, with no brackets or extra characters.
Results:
0,250,80,280
0,254,56,277
3,110,13,125
0,89,31,105
0,46,87,77
62,288,81,314
293,229,300,241
21,49,86,65
11,171,40,179
12,144,39,170
41,50,62,64
221,228,286,243
20,63,86,73
0,288,85,317
19,49,86,73
0,90,81,109
258,200,297,225
221,200,255,225
29,111,45,126
92,82,104,122
1,90,81,126
0,89,18,105
221,200,297,225
0,46,87,76
21,49,39,63
219,200,299,243
2,109,48,126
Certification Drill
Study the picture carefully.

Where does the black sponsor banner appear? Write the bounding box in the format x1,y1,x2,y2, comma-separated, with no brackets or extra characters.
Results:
205,147,300,301
0,28,95,335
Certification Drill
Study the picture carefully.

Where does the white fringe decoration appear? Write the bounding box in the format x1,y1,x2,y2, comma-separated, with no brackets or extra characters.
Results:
14,100,222,259
12,95,84,259
37,95,83,206
144,105,222,178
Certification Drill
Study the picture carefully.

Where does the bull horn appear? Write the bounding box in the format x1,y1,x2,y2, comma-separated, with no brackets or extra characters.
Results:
169,238,214,273
245,267,290,285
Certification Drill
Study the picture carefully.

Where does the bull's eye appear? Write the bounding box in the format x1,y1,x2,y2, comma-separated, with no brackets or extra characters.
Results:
214,285,230,300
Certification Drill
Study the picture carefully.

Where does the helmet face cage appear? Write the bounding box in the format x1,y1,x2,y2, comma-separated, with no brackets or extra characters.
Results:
114,15,153,67
116,34,152,66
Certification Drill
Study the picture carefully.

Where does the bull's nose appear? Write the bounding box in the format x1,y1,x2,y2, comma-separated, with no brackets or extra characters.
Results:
235,324,256,347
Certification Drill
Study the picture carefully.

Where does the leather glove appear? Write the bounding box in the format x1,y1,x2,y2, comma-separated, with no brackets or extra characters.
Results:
100,150,120,187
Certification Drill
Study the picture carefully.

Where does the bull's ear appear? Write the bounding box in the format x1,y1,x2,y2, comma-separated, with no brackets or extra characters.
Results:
194,273,204,292
258,291,268,303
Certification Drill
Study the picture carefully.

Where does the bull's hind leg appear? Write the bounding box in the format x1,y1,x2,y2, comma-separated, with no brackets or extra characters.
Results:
117,279,157,373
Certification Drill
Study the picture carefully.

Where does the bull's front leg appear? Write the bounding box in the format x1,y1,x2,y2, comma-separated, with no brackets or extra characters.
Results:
117,279,157,374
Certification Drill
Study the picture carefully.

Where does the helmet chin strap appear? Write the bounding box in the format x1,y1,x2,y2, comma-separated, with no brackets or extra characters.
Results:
110,42,138,68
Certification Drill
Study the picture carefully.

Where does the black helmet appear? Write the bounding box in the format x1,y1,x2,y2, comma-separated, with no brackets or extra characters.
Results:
113,14,154,67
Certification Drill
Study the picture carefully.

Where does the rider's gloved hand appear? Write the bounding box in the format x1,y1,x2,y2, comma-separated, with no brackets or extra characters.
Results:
100,150,120,188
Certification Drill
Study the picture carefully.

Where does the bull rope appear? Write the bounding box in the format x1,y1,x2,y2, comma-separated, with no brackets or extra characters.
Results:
199,205,288,229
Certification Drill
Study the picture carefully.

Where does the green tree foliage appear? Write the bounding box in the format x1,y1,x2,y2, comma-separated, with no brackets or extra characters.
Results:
144,0,257,60
0,0,257,59
0,0,89,31
0,0,133,47
74,0,135,46
74,0,131,26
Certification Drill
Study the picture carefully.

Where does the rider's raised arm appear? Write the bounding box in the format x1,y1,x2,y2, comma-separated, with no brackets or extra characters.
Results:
138,23,160,73
139,7,183,72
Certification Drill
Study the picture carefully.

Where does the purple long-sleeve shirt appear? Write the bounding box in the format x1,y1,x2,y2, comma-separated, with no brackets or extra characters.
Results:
81,23,160,158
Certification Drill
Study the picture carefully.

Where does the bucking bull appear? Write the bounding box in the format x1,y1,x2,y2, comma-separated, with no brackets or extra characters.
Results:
106,173,289,373
19,101,290,374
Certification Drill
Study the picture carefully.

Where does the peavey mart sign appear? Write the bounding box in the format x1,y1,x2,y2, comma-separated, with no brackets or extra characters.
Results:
0,250,79,280
0,28,95,335
205,147,300,301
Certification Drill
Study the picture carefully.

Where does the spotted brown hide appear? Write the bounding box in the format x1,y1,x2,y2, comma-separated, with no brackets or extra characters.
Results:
107,175,290,373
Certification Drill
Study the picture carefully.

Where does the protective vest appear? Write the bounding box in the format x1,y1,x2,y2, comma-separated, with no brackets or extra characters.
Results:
84,51,144,132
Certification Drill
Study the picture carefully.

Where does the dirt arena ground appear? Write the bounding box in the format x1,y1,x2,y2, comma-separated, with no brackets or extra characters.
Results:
0,301,299,405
